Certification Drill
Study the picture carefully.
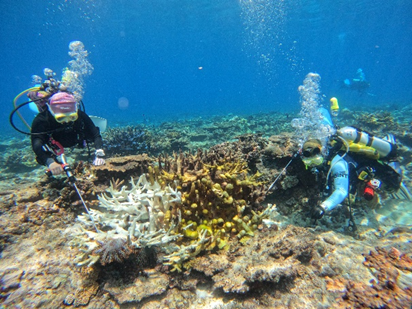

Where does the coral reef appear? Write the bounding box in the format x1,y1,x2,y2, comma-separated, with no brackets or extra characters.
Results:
1,108,412,308
103,125,150,156
91,154,153,185
0,138,38,180
353,110,402,132
72,174,183,267
192,225,320,295
102,272,170,305
100,112,293,157
331,247,412,308
74,158,275,272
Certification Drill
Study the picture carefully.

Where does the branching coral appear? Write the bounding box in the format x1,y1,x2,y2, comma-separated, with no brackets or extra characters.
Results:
72,144,274,271
154,153,267,249
71,174,183,267
103,125,150,156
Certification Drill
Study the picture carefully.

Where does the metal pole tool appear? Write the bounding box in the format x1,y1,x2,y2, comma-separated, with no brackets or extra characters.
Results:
47,154,99,232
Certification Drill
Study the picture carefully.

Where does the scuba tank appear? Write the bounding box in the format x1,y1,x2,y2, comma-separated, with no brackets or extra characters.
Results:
337,127,397,159
347,143,379,160
330,97,339,117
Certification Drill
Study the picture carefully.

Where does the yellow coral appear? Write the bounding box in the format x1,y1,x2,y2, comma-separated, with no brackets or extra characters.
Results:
147,156,268,271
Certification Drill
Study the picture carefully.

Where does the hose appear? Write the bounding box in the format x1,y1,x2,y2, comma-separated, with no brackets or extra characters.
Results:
12,87,42,130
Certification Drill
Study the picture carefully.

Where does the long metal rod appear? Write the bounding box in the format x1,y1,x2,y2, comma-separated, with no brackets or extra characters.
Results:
266,151,300,194
73,183,99,232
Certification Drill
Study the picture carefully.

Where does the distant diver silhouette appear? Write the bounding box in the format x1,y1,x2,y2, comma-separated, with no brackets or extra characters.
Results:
342,68,372,95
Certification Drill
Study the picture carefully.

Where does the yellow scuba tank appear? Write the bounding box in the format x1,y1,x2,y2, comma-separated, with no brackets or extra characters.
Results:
330,97,339,116
337,127,396,159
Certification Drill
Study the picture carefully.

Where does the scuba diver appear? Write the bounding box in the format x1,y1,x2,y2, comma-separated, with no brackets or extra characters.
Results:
10,70,106,176
9,69,106,231
343,68,370,94
302,128,408,222
30,91,106,175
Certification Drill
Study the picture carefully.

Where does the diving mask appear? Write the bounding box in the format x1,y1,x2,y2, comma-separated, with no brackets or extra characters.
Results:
302,146,321,158
48,92,79,123
302,154,324,168
53,111,78,123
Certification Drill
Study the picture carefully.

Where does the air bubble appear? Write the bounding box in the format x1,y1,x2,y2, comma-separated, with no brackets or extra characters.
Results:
62,41,94,101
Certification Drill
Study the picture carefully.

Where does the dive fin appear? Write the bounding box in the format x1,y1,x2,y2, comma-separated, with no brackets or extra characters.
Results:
384,134,396,144
391,182,412,201
399,181,412,201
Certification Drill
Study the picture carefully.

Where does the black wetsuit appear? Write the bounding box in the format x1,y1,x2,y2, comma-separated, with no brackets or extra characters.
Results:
31,110,103,166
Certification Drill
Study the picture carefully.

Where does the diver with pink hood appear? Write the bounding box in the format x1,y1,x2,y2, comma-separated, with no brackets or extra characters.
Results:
30,91,106,175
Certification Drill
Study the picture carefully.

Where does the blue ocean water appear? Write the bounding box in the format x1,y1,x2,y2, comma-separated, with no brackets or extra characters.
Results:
1,0,411,137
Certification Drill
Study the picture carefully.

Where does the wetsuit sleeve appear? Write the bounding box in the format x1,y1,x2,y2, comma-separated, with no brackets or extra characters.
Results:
31,114,55,166
80,111,103,150
321,155,349,212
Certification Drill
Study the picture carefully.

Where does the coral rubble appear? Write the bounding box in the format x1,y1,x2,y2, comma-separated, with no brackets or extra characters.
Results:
331,247,412,308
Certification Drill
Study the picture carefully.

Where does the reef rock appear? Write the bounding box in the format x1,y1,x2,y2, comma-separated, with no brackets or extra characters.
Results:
193,225,321,295
102,273,169,304
332,247,412,308
91,154,153,185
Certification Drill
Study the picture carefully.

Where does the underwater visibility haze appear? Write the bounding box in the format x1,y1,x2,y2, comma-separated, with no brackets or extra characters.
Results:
1,0,412,133
1,0,412,308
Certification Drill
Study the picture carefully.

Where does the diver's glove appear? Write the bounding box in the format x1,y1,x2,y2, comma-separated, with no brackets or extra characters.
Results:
93,149,106,166
311,205,325,220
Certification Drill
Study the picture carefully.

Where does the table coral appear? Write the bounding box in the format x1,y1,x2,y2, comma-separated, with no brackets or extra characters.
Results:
91,154,153,185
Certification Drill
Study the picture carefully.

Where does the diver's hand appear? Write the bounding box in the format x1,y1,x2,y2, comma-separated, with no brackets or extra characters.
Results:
311,205,325,220
93,149,105,166
28,91,48,112
48,162,64,175
28,91,45,101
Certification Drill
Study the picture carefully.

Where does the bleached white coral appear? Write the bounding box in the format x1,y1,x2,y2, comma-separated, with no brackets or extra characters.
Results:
261,203,289,229
72,174,184,267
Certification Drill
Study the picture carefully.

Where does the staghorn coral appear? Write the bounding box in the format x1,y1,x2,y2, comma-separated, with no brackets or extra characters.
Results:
353,110,402,133
103,125,150,156
72,174,183,267
73,146,276,272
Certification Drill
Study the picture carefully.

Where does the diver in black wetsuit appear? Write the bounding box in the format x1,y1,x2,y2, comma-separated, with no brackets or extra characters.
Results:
343,68,370,94
303,128,406,221
30,91,106,175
